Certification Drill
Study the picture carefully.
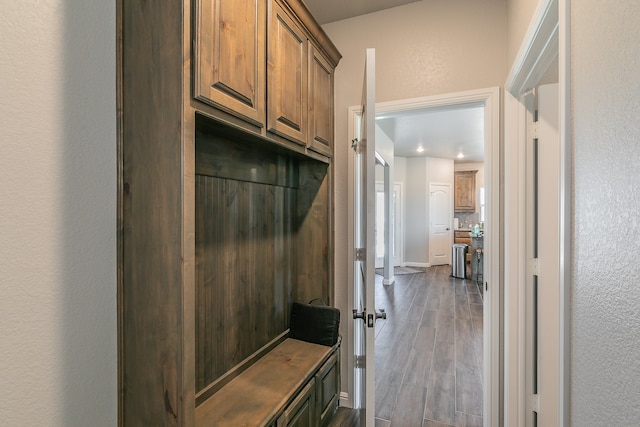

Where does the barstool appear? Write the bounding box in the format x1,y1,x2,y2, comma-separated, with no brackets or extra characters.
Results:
476,248,484,285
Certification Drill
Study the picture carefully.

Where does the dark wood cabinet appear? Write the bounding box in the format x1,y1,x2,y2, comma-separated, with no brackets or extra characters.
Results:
308,43,334,157
195,0,266,128
454,170,477,212
267,0,308,145
277,379,316,427
118,0,340,425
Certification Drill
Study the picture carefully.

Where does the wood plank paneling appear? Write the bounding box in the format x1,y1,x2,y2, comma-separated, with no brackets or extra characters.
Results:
195,175,297,391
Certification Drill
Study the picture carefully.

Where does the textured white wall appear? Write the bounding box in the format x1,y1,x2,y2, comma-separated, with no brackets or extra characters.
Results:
323,0,507,398
507,0,541,68
0,2,116,426
404,157,429,264
571,1,640,424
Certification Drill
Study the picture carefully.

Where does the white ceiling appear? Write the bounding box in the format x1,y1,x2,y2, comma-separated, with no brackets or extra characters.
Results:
302,0,421,25
303,0,485,163
377,105,485,162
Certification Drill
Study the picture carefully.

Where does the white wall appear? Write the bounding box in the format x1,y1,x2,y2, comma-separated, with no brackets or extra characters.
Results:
571,1,640,424
507,0,542,67
404,158,428,264
396,156,453,266
324,0,507,398
0,2,116,426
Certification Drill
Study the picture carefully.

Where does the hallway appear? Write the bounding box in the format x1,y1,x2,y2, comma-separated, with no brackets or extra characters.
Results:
374,265,484,427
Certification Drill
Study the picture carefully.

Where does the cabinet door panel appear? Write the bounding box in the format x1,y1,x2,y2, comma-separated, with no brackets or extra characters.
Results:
308,44,334,157
454,171,476,212
277,379,316,427
268,0,307,145
316,352,339,426
196,0,265,127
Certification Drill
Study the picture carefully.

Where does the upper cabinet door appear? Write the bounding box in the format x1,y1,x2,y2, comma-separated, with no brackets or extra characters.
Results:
195,0,266,128
454,170,477,212
308,44,334,157
267,0,308,146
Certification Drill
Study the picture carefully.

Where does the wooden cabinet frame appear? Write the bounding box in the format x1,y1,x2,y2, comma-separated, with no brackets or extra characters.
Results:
117,0,340,425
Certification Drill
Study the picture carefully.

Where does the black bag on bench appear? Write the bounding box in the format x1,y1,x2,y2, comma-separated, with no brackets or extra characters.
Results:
289,300,340,347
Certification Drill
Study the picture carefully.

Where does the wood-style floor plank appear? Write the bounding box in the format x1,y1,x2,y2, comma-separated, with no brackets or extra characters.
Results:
330,265,483,427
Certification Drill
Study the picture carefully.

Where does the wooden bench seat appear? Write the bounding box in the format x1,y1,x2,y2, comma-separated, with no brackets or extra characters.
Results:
195,338,338,426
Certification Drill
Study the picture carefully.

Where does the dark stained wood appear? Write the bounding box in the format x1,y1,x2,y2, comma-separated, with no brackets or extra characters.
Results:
295,160,330,305
120,0,195,425
195,174,297,391
195,0,266,127
308,43,334,157
119,0,339,425
195,118,300,188
195,339,333,426
280,0,341,67
268,0,308,145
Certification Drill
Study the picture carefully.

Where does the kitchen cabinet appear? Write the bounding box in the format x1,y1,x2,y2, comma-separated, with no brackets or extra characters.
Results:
454,170,477,212
454,230,472,246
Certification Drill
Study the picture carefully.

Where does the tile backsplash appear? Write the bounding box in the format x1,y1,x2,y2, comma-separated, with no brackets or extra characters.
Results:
455,212,479,229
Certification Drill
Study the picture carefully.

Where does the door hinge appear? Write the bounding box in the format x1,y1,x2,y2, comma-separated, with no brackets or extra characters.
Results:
354,355,366,368
528,258,539,276
528,115,539,141
528,394,540,413
355,247,366,261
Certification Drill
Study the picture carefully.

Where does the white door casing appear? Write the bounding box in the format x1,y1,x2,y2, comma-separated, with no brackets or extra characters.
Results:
347,86,500,427
504,1,570,425
525,84,560,427
429,183,452,266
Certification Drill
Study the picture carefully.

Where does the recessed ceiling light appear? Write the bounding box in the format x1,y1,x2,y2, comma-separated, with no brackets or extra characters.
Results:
417,146,424,153
457,153,464,159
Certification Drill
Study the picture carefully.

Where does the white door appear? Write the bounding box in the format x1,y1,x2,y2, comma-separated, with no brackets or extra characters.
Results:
525,83,560,427
429,183,452,266
353,48,379,427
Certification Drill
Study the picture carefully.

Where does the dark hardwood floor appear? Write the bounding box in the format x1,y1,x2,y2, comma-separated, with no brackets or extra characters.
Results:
330,265,484,427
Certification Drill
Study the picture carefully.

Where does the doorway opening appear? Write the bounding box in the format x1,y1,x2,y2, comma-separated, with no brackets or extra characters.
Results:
347,86,501,426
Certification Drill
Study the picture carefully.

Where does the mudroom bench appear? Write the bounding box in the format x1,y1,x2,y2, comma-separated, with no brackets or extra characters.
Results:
195,337,340,427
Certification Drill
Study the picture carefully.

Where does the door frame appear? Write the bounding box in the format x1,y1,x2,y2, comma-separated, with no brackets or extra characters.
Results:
347,86,501,426
375,181,403,270
504,0,570,425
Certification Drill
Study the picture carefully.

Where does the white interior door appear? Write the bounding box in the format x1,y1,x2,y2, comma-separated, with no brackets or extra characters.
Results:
429,183,452,266
353,48,378,427
525,83,560,427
